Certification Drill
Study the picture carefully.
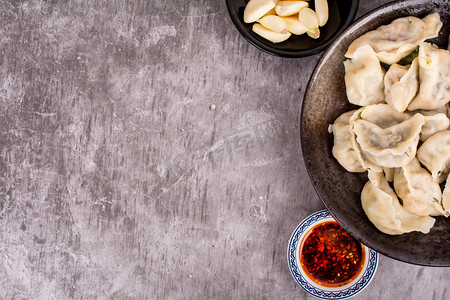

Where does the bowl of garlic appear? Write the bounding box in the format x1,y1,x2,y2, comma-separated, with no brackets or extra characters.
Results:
226,0,359,57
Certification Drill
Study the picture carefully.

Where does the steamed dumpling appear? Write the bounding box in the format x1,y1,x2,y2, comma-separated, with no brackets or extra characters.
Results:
407,42,450,110
417,130,450,183
353,113,424,167
361,104,410,128
344,45,385,106
348,108,383,172
361,170,435,235
393,157,444,216
411,107,449,141
346,14,442,64
331,110,365,172
331,108,381,172
418,112,449,141
384,58,419,112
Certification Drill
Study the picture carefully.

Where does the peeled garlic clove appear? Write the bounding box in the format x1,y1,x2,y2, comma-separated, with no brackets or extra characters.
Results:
252,23,292,43
275,1,309,17
315,0,328,26
257,15,289,34
244,0,277,23
298,7,319,31
307,28,320,39
282,16,309,35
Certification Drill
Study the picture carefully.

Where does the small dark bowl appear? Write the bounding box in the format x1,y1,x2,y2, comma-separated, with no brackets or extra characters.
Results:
301,0,450,266
226,0,359,58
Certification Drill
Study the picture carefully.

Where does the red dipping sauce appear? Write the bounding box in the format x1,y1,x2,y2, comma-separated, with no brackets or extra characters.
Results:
299,221,365,287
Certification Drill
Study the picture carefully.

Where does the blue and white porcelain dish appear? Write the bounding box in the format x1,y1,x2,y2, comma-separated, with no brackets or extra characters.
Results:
287,210,378,300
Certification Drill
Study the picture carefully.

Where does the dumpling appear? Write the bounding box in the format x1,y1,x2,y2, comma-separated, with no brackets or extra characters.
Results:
361,170,435,235
331,110,365,172
344,45,385,106
361,104,410,128
348,108,383,172
417,130,450,183
331,108,381,172
417,112,449,141
410,107,449,141
393,157,444,216
384,58,419,112
407,42,450,110
353,113,424,167
346,13,442,64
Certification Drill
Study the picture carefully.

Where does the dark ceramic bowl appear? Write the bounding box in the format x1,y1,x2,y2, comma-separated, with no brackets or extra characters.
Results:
301,0,450,267
225,0,359,58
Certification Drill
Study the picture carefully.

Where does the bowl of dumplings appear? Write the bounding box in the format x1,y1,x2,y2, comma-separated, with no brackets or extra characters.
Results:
301,0,450,266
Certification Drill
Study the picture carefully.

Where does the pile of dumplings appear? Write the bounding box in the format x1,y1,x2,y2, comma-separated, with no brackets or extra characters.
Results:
330,13,450,235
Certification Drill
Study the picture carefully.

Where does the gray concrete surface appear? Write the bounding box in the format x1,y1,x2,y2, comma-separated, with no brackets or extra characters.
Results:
0,0,448,299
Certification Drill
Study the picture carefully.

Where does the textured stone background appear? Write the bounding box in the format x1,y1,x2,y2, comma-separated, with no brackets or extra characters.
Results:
0,0,448,299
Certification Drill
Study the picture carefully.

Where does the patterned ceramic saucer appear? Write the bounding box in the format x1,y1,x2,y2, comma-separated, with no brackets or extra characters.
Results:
287,210,378,299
